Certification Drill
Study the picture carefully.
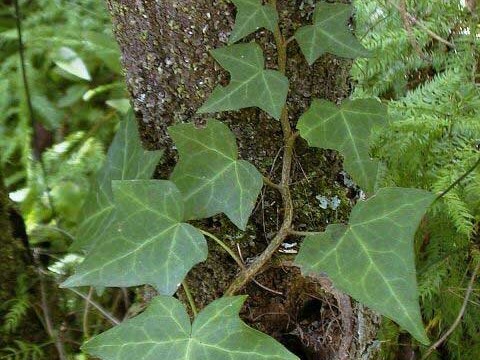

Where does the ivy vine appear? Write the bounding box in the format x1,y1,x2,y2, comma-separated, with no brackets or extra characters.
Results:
63,1,442,357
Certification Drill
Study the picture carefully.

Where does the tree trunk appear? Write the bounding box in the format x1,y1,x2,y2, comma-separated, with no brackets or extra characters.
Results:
105,1,381,358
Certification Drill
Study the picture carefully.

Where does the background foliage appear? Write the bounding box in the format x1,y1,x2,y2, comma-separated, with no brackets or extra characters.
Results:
353,0,480,358
1,0,127,358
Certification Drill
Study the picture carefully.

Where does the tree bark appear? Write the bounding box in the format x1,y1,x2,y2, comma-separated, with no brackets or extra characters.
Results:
105,1,381,358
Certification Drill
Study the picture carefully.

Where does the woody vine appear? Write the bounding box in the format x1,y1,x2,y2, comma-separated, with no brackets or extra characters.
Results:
60,1,478,358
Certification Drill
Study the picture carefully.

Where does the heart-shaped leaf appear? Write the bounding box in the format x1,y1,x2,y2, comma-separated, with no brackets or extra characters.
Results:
295,187,435,344
295,2,370,65
72,113,162,252
83,295,299,360
229,0,279,44
297,99,387,194
170,119,262,230
62,180,207,295
197,43,288,120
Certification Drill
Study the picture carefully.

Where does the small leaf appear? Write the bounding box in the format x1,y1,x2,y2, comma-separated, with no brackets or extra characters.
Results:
198,43,288,120
84,31,122,74
105,99,131,114
62,180,208,295
170,119,262,230
72,113,162,252
297,99,387,194
83,295,299,360
295,187,435,344
229,0,279,43
294,3,370,65
54,47,92,81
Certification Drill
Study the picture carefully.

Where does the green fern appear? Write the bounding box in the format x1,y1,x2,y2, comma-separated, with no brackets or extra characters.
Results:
1,340,45,360
354,0,480,358
1,275,30,334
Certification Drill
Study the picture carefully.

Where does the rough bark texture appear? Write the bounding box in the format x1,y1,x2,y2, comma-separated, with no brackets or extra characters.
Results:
106,0,381,358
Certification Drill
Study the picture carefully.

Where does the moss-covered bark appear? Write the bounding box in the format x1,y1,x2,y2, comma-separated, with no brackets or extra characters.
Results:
0,171,47,351
105,0,380,358
0,173,24,313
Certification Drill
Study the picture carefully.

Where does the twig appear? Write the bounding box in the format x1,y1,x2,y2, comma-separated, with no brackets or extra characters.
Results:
422,260,480,359
202,230,284,295
236,244,283,295
33,251,67,360
67,288,120,325
226,1,296,295
387,0,455,48
82,287,94,339
263,176,283,192
397,0,428,60
285,36,295,46
436,156,480,201
182,281,198,317
469,13,479,84
14,0,58,221
288,229,323,237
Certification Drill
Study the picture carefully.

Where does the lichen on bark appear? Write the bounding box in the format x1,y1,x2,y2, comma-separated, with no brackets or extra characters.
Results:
105,0,380,358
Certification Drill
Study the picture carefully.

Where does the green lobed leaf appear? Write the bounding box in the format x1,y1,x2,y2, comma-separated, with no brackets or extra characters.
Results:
294,2,370,65
197,43,288,120
229,0,279,44
83,295,299,360
62,180,208,295
54,47,91,81
169,119,262,230
72,113,162,252
295,187,436,344
297,99,387,194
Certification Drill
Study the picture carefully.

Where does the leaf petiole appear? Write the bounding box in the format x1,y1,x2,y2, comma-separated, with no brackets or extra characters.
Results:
200,230,245,269
182,281,198,317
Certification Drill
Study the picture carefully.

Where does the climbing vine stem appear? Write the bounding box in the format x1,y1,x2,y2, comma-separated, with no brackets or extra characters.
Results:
226,0,296,295
182,281,198,317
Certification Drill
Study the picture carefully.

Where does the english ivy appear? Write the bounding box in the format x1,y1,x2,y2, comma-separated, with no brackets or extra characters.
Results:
72,114,162,252
294,2,370,65
229,0,279,44
297,99,387,194
197,43,289,120
73,1,440,358
63,180,207,294
169,119,263,230
295,188,435,344
83,296,298,360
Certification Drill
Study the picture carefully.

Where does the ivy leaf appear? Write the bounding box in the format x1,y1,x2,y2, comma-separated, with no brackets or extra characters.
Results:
295,187,435,344
83,295,299,360
294,2,370,65
72,113,162,252
297,99,387,194
62,180,207,295
169,119,262,230
197,43,288,120
229,0,279,44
